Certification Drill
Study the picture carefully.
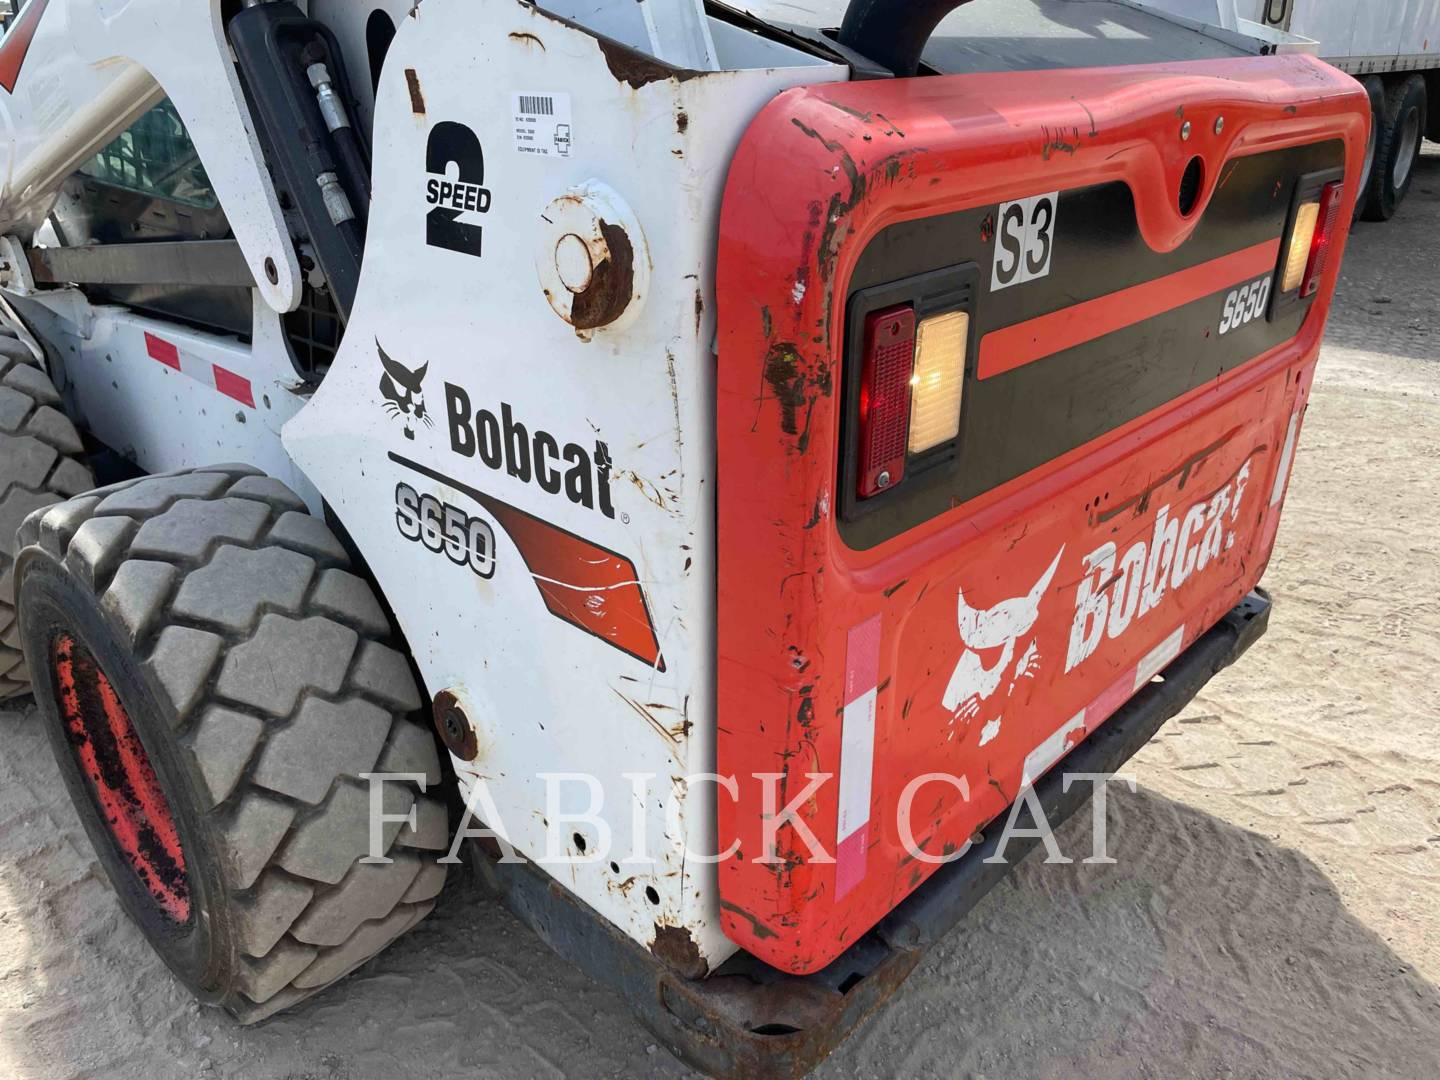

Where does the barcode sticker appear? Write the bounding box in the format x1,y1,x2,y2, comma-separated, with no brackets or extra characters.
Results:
511,91,573,158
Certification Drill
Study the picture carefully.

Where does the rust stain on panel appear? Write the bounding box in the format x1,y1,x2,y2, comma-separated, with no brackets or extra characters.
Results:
720,899,779,940
405,68,426,115
1094,427,1246,526
569,220,635,332
598,37,698,90
652,923,709,979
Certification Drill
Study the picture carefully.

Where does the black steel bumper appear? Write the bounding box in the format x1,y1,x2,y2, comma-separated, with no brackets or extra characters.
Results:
470,590,1273,1079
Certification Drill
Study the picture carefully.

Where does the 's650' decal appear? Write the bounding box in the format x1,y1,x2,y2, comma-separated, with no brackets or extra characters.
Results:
395,482,497,579
1219,276,1272,335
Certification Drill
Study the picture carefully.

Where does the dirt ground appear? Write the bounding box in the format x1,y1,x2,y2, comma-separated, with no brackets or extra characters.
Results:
3,149,1438,1080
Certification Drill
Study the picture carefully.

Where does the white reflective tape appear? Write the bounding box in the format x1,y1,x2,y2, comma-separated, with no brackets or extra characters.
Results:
1022,711,1087,789
1270,411,1301,508
1135,624,1186,691
836,688,877,843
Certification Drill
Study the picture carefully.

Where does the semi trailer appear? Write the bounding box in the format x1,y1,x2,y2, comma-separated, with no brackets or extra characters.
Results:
1126,0,1438,218
0,0,1368,1075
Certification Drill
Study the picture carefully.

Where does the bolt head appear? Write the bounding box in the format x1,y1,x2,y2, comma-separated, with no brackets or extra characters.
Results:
876,470,892,489
1181,121,1192,141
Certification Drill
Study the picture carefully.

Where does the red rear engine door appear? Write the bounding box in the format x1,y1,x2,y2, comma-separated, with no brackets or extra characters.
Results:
716,55,1366,974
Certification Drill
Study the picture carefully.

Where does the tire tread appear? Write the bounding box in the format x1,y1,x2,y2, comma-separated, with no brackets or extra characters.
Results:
15,465,448,1020
1362,74,1428,222
0,344,93,701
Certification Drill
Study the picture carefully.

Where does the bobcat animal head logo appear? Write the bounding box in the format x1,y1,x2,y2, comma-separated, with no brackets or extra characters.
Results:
378,340,431,440
942,548,1064,727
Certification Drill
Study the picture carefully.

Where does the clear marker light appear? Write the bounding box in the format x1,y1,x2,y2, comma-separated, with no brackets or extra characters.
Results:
908,311,969,455
1280,200,1320,293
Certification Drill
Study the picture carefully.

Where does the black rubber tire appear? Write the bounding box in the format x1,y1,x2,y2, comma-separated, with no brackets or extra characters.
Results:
1362,74,1428,222
0,333,94,701
1429,72,1440,142
1353,75,1386,221
14,465,449,1022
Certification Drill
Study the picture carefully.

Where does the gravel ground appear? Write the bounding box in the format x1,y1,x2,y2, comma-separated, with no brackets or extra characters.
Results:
2,149,1437,1080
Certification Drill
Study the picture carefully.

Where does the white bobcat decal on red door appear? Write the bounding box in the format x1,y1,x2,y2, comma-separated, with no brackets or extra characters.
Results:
942,548,1064,734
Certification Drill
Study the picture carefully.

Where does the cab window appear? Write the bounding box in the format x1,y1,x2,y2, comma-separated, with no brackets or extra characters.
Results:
77,99,220,211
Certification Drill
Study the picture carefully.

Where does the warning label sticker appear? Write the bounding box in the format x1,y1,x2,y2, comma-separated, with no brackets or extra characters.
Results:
511,91,573,159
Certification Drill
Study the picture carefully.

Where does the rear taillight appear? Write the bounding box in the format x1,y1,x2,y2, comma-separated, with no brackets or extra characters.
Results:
857,305,916,498
1300,180,1344,298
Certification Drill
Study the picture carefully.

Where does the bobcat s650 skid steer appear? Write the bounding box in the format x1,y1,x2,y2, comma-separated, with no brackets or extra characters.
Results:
0,0,1367,1075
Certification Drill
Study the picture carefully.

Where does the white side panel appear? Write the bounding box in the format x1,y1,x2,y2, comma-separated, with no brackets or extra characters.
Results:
14,292,318,505
284,0,843,967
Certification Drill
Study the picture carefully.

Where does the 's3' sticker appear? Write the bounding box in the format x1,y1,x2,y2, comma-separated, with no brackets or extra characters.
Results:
991,192,1058,292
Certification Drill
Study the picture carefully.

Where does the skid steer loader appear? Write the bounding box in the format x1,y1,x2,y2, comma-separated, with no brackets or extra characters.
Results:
0,0,1366,1075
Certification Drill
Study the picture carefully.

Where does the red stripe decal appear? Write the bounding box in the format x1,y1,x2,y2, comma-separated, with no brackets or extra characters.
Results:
1086,671,1136,731
977,237,1282,380
388,453,665,671
485,496,664,670
843,615,882,707
0,0,52,94
213,365,255,408
145,332,181,371
834,827,869,900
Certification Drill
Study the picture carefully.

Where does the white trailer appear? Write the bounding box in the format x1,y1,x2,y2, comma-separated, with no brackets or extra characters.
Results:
1090,1,1439,216
1243,0,1437,219
1261,0,1440,76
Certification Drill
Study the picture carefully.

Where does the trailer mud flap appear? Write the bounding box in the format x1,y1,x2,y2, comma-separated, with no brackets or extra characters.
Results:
471,591,1271,1080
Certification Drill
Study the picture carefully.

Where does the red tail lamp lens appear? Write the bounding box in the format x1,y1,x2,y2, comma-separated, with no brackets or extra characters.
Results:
1301,181,1344,298
857,305,916,499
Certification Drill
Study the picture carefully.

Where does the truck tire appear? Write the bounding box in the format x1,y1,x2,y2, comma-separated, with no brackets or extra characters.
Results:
12,465,449,1022
1363,74,1428,222
1353,75,1386,220
0,335,94,701
1428,72,1440,142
